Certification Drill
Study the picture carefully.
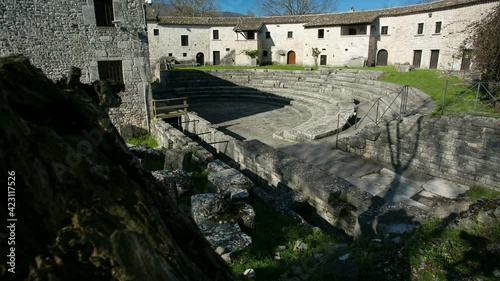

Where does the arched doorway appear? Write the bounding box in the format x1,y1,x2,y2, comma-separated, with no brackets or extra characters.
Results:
287,51,296,65
376,50,388,66
196,52,204,66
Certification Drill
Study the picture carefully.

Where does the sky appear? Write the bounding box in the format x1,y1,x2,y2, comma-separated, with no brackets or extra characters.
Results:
217,0,416,16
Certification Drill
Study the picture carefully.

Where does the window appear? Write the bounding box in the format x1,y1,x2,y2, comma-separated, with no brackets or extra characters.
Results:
435,21,442,34
213,30,219,40
287,31,293,38
265,31,271,38
381,26,388,35
183,53,187,57
94,0,114,27
417,23,424,34
181,35,189,46
341,25,367,35
98,61,123,83
246,31,255,40
226,48,230,51
263,51,268,57
318,29,324,38
153,29,159,36
168,53,173,57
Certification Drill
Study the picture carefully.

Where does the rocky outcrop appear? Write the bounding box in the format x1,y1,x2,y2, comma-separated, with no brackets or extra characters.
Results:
0,56,234,280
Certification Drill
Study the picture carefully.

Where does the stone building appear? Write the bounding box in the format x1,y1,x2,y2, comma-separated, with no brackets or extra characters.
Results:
0,0,152,137
147,0,499,76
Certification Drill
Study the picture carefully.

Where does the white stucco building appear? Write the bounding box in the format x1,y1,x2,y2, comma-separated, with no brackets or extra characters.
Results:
147,0,499,76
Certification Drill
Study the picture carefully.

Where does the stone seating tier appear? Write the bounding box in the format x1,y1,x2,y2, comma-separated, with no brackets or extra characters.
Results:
159,69,433,141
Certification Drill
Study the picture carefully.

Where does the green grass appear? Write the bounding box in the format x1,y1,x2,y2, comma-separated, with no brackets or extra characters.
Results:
376,66,500,116
463,186,500,200
231,198,339,280
125,134,158,148
406,219,500,281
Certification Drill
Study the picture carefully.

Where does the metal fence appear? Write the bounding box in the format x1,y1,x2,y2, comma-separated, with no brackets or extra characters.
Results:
441,81,500,115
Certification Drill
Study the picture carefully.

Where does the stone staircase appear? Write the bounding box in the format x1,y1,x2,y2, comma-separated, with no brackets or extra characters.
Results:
158,69,433,141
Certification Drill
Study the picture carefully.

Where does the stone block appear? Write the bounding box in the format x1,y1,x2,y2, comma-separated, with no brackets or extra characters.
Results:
202,221,252,252
164,148,192,171
422,178,469,199
234,202,256,229
360,125,381,141
395,64,414,72
208,168,253,200
191,193,231,223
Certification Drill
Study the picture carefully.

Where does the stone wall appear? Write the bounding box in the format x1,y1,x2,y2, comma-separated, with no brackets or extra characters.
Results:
338,114,500,190
0,0,151,137
180,113,406,238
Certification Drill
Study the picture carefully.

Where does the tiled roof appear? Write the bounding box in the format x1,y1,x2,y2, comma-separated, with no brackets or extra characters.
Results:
377,0,496,18
153,0,497,27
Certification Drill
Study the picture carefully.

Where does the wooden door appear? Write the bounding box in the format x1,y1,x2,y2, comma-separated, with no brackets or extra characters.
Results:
213,51,220,65
320,55,327,65
196,52,204,66
430,50,439,69
413,50,422,68
460,50,471,71
287,51,296,64
376,50,388,66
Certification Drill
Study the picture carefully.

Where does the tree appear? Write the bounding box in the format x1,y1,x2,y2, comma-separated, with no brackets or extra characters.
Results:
468,3,500,82
146,0,219,17
312,47,320,67
255,0,338,16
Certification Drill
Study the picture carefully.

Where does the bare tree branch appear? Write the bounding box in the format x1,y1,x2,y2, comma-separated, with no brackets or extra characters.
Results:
256,0,338,16
167,0,219,17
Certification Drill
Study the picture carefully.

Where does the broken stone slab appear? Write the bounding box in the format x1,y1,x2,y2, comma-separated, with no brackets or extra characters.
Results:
422,178,469,199
207,159,231,173
395,64,414,72
191,193,231,224
152,170,192,198
208,167,253,200
164,148,192,171
201,220,252,252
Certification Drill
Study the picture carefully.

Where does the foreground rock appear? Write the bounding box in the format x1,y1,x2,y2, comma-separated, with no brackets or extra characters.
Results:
0,56,234,280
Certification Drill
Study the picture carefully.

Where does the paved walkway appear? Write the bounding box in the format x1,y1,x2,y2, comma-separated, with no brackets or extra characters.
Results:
279,136,471,217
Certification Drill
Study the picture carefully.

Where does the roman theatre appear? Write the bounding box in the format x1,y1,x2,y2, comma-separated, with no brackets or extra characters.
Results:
154,68,433,148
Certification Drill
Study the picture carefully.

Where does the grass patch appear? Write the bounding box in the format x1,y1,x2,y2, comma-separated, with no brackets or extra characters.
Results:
231,198,339,280
406,219,500,281
376,66,500,116
463,186,500,200
125,134,158,148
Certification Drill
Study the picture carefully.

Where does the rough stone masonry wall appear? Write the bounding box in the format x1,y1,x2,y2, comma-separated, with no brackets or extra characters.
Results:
0,0,151,137
339,114,500,191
